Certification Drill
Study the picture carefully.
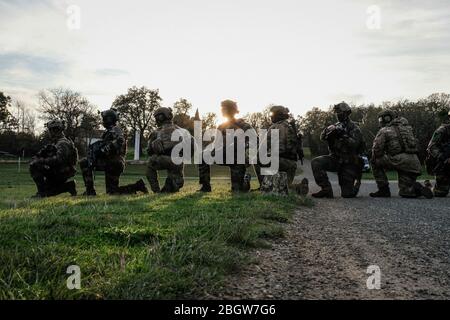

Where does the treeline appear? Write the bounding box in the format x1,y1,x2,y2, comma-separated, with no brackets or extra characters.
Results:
1,88,448,162
298,93,450,162
0,87,217,158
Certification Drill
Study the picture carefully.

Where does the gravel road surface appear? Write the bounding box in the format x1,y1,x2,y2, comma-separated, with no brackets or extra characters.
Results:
217,161,450,299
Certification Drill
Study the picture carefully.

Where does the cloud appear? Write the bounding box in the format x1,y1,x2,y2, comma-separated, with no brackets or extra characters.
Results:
94,68,130,77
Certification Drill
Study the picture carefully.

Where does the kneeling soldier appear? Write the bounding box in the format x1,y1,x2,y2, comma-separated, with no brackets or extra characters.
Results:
426,109,450,197
146,107,188,193
30,120,78,198
311,102,365,198
255,105,308,195
80,109,148,196
370,110,433,198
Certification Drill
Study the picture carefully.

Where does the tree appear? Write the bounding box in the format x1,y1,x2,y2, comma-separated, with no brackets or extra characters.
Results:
112,86,162,154
244,106,272,131
38,88,100,142
173,98,194,133
13,100,36,134
0,92,17,131
202,112,217,132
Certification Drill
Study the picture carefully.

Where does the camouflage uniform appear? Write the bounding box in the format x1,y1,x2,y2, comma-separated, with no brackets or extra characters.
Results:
198,100,253,192
80,109,147,195
312,103,365,198
29,120,78,198
371,112,432,198
146,107,187,193
427,117,450,197
255,106,299,187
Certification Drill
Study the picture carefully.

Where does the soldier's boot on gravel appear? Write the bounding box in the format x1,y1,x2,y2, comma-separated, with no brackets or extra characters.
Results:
414,182,434,199
370,186,391,198
312,187,334,199
293,178,309,196
198,183,212,193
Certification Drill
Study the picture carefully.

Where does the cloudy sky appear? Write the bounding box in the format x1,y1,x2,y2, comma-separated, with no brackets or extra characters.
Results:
0,0,449,119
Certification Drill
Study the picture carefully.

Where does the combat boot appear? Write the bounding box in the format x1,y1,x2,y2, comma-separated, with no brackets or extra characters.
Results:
135,179,149,194
414,182,433,199
370,186,391,198
242,174,252,192
83,188,97,196
312,188,334,198
198,183,212,193
66,181,77,197
293,178,309,196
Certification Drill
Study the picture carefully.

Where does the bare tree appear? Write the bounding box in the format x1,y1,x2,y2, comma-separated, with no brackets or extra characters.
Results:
14,100,36,134
38,88,99,142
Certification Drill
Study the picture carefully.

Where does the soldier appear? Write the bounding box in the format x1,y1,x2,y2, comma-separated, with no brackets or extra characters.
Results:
370,110,433,198
255,105,308,194
198,100,253,193
146,107,189,193
79,109,148,196
426,110,450,197
29,120,78,198
311,102,365,198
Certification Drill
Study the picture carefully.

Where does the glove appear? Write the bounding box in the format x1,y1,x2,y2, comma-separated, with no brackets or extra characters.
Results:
100,145,111,155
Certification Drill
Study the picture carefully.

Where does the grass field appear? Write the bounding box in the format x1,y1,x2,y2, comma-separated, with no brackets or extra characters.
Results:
0,163,311,299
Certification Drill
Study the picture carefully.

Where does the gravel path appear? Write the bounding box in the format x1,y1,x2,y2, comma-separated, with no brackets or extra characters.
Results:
217,161,450,299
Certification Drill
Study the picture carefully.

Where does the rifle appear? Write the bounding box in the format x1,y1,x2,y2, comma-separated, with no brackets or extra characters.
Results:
289,120,305,165
35,144,58,159
87,140,106,170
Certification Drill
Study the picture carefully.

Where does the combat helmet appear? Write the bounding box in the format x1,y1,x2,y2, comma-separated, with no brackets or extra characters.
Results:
101,108,119,127
269,105,290,122
333,102,352,114
378,109,398,126
154,107,174,121
45,119,66,132
221,100,239,115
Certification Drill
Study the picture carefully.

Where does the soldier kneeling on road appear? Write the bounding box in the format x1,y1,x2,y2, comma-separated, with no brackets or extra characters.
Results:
255,105,309,196
311,102,365,199
146,107,190,193
426,109,450,197
370,110,433,199
79,109,148,196
29,120,78,198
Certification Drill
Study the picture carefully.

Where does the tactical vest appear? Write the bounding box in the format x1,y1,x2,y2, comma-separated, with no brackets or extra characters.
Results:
391,123,418,155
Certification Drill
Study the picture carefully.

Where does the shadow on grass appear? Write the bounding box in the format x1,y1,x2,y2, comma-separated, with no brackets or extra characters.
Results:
0,181,311,299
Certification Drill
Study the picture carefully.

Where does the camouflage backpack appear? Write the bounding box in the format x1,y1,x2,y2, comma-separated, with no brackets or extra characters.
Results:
393,121,418,154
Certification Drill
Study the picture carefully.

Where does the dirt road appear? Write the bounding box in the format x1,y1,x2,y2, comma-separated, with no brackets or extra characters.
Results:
217,161,450,299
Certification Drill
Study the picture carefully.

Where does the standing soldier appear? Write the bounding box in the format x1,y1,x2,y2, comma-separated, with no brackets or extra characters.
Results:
370,110,433,198
426,110,450,197
255,105,308,194
146,107,189,193
198,100,253,193
311,102,365,198
79,109,148,196
29,120,78,198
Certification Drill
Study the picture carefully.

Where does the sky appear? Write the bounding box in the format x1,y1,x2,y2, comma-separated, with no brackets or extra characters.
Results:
0,0,449,120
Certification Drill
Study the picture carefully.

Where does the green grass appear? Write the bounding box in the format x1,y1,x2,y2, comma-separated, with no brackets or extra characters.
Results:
0,163,311,299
